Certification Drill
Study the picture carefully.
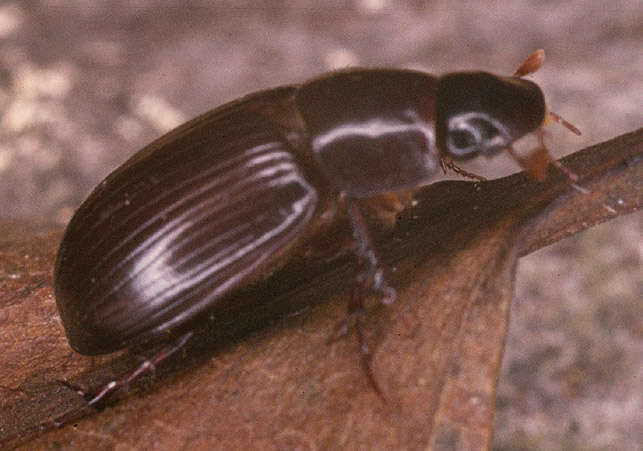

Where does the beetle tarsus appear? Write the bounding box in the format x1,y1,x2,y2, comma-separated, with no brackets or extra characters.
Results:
355,313,386,401
349,269,386,400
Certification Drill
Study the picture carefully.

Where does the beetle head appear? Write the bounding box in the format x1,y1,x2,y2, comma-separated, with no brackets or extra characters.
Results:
436,72,546,160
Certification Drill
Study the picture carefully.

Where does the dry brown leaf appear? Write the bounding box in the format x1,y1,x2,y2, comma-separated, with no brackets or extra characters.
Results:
0,128,641,450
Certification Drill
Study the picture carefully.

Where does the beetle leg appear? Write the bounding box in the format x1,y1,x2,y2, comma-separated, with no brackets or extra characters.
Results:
325,251,385,397
507,131,580,183
440,156,487,182
348,258,386,398
535,130,580,183
84,331,194,408
347,200,396,304
61,333,193,418
343,199,397,396
1,332,194,446
326,198,395,343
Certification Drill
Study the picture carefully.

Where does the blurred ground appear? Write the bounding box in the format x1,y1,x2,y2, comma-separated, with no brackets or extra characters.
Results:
0,1,641,449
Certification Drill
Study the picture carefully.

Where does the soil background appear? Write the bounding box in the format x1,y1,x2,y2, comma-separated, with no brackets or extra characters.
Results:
0,1,641,449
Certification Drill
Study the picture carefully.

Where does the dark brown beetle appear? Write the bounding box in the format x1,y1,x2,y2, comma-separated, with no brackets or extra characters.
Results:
52,50,579,412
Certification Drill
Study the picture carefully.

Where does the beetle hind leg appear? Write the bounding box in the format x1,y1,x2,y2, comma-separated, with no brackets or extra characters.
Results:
59,332,193,424
1,331,195,446
86,331,193,408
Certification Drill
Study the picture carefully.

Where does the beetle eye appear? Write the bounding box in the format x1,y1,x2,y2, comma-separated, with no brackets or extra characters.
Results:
449,128,478,153
446,114,507,159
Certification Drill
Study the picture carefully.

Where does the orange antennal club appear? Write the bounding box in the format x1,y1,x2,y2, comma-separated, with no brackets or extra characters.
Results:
513,49,545,77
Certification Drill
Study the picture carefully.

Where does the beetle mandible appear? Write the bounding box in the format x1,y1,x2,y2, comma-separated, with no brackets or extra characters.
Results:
54,49,579,403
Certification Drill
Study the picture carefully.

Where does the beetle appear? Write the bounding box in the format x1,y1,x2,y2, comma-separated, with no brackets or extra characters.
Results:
52,49,579,408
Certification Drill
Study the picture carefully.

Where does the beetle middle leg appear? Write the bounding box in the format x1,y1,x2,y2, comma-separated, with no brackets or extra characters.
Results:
331,200,397,396
347,200,396,303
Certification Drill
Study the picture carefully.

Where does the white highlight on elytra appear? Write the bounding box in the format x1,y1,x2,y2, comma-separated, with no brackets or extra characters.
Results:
126,146,316,315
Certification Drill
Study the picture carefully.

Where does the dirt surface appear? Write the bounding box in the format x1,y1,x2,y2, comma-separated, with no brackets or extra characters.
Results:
0,1,641,449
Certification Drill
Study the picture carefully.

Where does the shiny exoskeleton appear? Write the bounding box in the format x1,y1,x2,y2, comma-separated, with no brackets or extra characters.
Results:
56,50,568,358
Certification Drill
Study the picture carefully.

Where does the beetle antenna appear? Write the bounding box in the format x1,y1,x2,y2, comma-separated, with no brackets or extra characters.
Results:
513,49,545,77
547,110,582,135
